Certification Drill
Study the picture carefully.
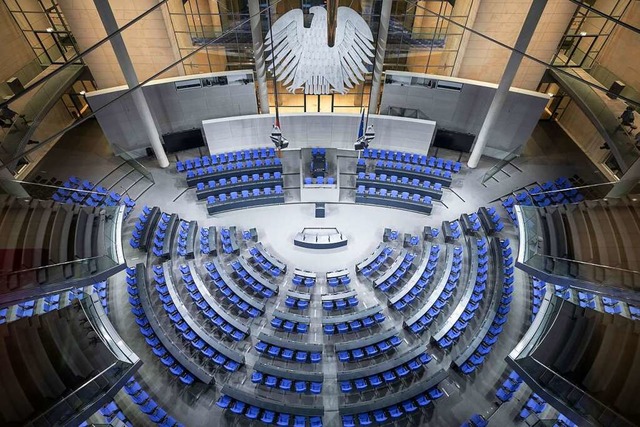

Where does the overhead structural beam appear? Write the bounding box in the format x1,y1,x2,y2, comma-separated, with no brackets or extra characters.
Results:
327,0,339,47
368,0,393,114
467,0,548,169
94,0,169,169
249,0,270,114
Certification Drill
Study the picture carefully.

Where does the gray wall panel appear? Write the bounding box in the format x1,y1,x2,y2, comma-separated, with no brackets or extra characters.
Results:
86,71,258,155
380,71,549,158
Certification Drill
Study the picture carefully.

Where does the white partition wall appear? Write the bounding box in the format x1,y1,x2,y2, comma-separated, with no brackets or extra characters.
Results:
380,71,550,158
202,113,437,154
86,71,258,155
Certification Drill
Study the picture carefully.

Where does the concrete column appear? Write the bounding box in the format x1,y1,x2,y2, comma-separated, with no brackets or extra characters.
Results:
249,0,270,114
607,158,640,197
368,0,393,113
94,0,169,168
0,166,28,198
467,0,548,169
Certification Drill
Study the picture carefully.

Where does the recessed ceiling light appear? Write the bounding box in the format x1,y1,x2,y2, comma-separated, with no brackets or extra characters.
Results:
579,31,587,36
46,27,54,33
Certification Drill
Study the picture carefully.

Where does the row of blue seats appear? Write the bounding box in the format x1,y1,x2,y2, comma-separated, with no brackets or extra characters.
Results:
14,299,36,318
528,176,583,205
249,246,283,277
220,228,236,254
99,400,133,426
340,352,432,393
437,239,490,349
362,149,462,172
356,185,433,205
126,268,196,384
177,147,276,172
93,281,108,314
337,335,402,362
152,265,241,373
186,158,282,179
466,212,482,233
449,220,462,239
285,295,309,310
519,393,547,419
204,261,263,318
292,273,316,287
179,264,247,341
230,260,277,298
200,228,213,255
124,377,184,426
408,246,464,334
555,413,578,427
217,394,322,427
130,206,156,249
461,414,488,427
323,311,386,335
495,371,524,402
360,246,394,277
578,291,597,310
255,340,322,363
341,387,441,426
484,206,505,232
151,212,173,257
358,172,444,192
322,295,358,311
376,252,417,293
601,296,623,314
251,370,322,394
327,273,350,287
53,176,135,217
206,185,284,204
2,282,106,325
196,171,282,191
271,316,309,334
42,294,61,312
374,160,454,179
501,176,584,225
176,220,191,257
304,176,336,185
531,277,546,322
459,242,514,374
392,246,440,310
556,283,629,317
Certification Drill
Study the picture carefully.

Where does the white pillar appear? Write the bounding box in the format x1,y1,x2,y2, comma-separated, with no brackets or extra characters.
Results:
0,166,28,198
249,0,270,114
607,158,640,198
94,0,169,168
467,0,548,168
368,0,393,114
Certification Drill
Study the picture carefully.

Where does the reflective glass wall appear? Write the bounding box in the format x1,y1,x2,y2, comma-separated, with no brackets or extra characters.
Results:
165,0,472,112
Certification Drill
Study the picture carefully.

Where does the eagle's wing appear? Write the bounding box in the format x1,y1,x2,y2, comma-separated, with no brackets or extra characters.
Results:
264,9,305,90
334,7,374,93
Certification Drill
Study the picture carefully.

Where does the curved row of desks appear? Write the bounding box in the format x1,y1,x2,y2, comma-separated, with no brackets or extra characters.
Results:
432,236,479,342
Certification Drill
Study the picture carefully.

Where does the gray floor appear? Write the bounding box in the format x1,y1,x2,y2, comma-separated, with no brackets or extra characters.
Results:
26,119,605,427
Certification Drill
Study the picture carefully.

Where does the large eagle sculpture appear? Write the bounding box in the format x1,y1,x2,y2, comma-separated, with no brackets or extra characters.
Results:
265,6,375,95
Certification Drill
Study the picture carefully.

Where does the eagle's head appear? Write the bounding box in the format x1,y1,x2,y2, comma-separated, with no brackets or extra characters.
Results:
309,6,326,17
